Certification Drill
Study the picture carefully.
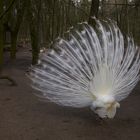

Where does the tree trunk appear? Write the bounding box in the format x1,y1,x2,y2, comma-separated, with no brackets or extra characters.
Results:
10,31,18,59
9,1,25,60
30,26,39,65
0,23,4,72
0,0,4,72
88,0,99,24
27,0,41,65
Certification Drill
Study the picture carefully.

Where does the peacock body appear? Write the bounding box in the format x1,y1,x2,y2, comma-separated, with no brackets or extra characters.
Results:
29,18,140,119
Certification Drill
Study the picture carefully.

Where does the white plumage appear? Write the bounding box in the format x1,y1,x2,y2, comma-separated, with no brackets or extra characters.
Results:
29,18,140,118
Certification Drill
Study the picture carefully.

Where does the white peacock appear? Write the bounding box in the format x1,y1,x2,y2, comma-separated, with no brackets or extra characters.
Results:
29,18,140,119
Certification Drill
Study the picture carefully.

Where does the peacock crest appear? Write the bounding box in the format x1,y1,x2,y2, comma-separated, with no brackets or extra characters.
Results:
29,18,140,119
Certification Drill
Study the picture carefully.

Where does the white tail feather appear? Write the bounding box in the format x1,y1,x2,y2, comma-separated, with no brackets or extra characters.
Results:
29,19,140,117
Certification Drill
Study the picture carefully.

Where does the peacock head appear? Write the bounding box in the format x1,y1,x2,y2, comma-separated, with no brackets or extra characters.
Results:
90,95,120,119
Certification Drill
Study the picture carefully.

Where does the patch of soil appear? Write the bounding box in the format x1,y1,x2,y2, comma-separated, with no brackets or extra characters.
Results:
0,47,140,140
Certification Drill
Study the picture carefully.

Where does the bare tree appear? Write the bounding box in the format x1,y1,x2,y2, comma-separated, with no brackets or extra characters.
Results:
27,0,41,65
89,0,99,24
0,0,4,71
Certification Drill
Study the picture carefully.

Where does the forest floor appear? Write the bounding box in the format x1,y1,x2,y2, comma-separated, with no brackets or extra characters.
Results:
0,47,140,140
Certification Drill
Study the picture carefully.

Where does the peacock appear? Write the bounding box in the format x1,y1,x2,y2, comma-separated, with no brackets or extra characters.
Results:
29,18,140,119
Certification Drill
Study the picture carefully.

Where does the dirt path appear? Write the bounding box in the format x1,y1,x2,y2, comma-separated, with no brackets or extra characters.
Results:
0,48,140,140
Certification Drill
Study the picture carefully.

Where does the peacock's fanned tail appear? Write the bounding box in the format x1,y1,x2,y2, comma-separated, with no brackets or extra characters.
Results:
29,19,140,108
